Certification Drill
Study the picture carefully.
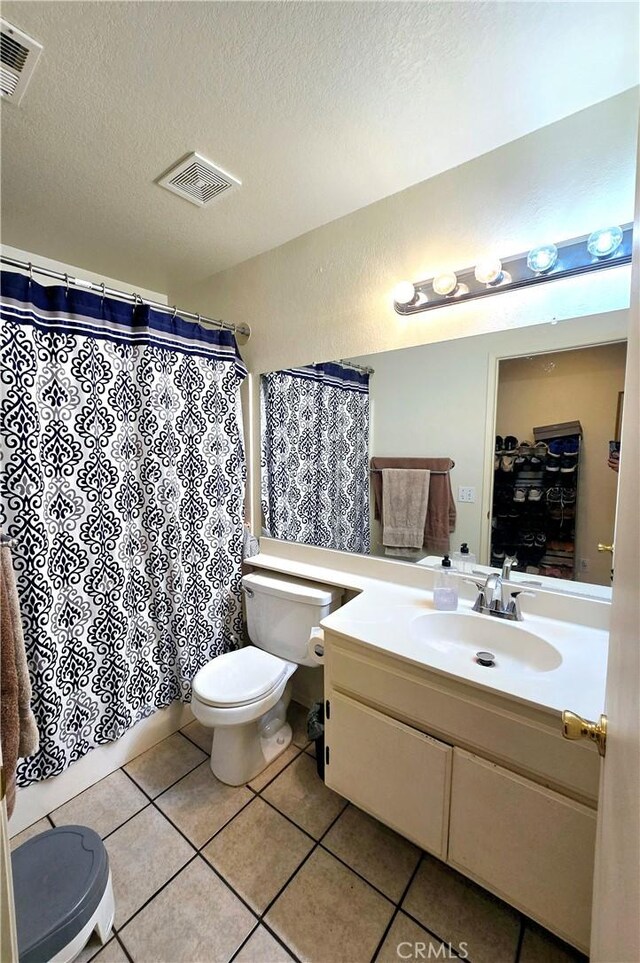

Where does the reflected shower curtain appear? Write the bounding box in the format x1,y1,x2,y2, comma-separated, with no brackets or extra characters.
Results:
0,272,247,785
261,363,370,553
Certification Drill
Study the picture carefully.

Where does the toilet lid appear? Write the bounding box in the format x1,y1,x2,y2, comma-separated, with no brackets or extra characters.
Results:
192,647,289,707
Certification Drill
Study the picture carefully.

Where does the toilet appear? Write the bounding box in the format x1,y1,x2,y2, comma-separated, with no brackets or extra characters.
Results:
191,571,343,785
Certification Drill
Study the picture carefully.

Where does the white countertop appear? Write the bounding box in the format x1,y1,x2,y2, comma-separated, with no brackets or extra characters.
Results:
321,583,609,721
247,548,610,721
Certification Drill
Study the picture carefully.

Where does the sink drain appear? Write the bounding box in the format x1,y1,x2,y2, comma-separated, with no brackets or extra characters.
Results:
475,651,496,667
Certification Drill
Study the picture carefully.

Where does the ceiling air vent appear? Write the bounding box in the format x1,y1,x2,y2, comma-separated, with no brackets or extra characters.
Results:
0,19,43,105
157,152,241,207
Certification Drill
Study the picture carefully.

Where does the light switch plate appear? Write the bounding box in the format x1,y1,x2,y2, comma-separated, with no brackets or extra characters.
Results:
458,486,476,503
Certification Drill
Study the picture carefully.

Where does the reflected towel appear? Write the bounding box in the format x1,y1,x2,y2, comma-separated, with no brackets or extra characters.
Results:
372,457,456,555
381,468,431,550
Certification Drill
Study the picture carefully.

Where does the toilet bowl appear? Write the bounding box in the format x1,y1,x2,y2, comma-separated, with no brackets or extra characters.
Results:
191,571,343,786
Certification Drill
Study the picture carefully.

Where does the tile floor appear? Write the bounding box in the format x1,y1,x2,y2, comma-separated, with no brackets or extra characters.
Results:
11,703,588,963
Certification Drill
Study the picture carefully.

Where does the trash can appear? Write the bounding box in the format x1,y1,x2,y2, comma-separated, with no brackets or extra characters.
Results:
307,701,325,780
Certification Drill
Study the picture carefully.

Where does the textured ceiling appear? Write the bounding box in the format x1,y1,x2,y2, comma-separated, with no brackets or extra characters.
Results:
1,1,638,292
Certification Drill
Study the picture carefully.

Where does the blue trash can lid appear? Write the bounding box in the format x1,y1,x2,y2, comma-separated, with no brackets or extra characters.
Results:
12,825,110,963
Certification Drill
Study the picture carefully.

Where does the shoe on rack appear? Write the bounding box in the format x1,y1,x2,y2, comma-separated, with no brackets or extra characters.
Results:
495,435,504,454
503,435,519,452
546,486,563,504
560,457,577,473
533,442,548,459
513,487,527,503
528,487,543,502
547,439,564,459
562,437,580,456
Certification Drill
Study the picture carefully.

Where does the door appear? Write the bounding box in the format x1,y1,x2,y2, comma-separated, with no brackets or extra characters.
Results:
589,131,640,962
325,691,452,857
0,744,19,963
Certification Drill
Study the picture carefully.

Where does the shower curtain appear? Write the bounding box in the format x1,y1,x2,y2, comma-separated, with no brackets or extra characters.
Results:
261,362,370,554
0,271,247,786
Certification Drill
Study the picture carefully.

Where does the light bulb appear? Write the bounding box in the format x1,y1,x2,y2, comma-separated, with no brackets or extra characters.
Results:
433,272,458,296
474,258,503,285
587,226,623,259
393,281,417,305
527,243,558,274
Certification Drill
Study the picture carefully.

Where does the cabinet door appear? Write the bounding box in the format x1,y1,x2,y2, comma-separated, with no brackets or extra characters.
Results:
325,691,452,857
448,748,596,953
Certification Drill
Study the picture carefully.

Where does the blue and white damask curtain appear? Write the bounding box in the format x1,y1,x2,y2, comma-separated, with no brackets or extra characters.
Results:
0,271,247,786
261,363,370,554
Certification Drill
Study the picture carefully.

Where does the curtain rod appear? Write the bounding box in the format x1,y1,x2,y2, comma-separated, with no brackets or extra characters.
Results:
340,358,374,375
0,255,251,339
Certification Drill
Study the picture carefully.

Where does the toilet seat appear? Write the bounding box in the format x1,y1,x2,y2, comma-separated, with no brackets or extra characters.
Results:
192,647,290,708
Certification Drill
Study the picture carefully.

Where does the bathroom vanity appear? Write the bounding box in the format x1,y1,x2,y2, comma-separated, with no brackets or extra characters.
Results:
246,544,609,954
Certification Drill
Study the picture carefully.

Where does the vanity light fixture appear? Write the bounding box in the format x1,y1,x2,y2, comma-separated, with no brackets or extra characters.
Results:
587,226,623,259
392,280,418,306
432,272,458,296
474,258,503,286
393,223,633,316
527,243,558,274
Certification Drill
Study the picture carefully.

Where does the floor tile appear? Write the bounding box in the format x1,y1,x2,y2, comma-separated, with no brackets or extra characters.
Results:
203,797,314,913
248,744,300,792
156,761,253,848
119,857,255,963
305,741,317,759
402,855,520,963
262,753,347,838
51,769,147,838
289,700,311,748
124,732,206,798
10,817,51,851
234,925,295,963
92,939,131,963
104,805,193,927
323,804,421,902
374,911,447,963
75,934,128,963
181,718,212,754
520,922,588,963
265,847,394,963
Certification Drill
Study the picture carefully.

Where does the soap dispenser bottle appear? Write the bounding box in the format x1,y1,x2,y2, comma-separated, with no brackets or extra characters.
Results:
433,555,458,611
453,542,476,574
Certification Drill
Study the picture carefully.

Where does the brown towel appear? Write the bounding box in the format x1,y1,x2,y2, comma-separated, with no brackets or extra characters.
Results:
1,543,39,818
382,469,431,550
371,457,456,555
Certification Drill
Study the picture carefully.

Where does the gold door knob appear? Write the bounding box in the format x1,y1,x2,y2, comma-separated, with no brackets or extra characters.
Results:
598,543,614,553
562,710,607,756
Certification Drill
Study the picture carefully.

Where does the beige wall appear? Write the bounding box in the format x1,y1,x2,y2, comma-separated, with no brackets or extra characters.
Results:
169,90,637,375
496,343,627,585
1,244,168,303
168,91,637,542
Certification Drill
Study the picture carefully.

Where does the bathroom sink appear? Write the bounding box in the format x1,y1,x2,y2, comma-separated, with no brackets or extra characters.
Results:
410,612,562,673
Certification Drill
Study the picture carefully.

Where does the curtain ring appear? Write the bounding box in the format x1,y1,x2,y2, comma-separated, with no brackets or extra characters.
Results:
196,313,202,327
64,273,70,295
28,262,33,286
100,282,106,306
172,305,177,320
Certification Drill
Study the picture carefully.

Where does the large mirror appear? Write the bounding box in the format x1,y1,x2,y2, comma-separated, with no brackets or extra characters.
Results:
259,310,627,595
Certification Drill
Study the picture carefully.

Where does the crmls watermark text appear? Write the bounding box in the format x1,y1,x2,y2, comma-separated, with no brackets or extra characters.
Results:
396,941,469,960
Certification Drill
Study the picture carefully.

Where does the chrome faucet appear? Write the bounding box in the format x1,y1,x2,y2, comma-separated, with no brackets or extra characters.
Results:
467,557,534,621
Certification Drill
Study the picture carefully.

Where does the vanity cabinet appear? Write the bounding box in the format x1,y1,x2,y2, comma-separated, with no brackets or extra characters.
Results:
326,692,451,857
323,630,599,953
448,748,596,951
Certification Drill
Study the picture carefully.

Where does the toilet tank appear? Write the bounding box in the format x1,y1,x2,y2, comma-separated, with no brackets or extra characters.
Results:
242,571,343,667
